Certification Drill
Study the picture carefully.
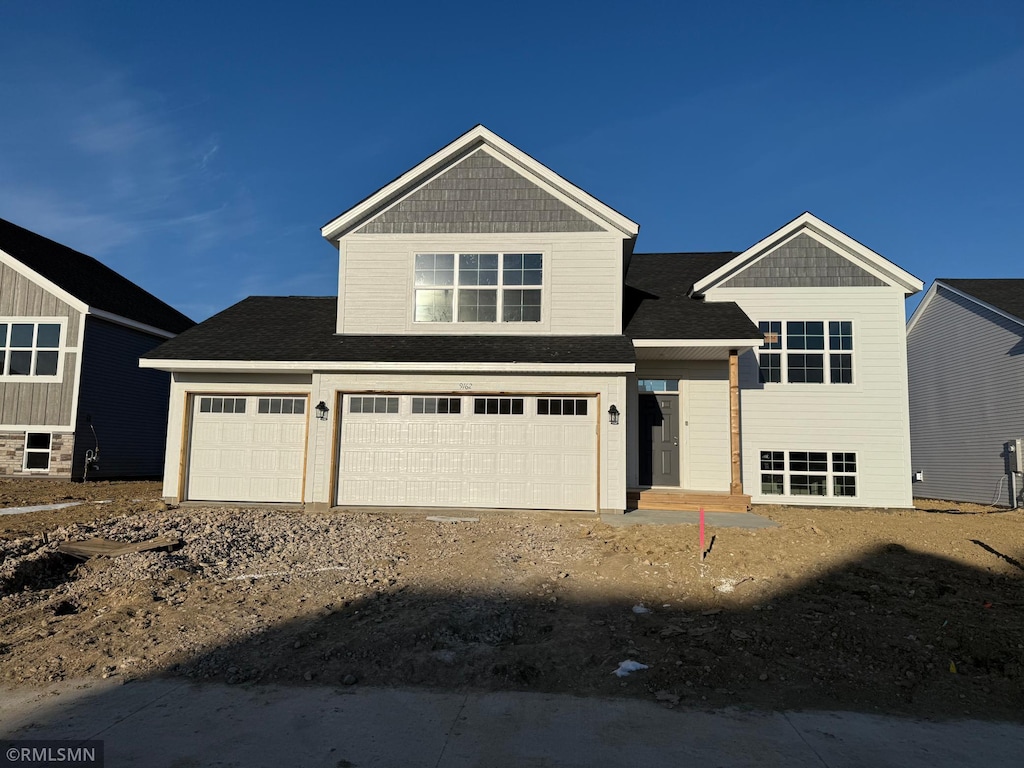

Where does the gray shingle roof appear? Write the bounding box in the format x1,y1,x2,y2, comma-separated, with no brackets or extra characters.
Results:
624,252,761,340
940,279,1024,323
145,297,636,364
0,217,194,334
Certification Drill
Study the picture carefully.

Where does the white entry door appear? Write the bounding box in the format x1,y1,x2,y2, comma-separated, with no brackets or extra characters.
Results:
337,394,597,511
187,395,307,503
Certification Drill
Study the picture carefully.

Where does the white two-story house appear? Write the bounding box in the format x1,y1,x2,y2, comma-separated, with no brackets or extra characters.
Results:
143,126,922,512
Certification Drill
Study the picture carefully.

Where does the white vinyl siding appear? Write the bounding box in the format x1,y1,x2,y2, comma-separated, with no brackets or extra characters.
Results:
705,286,913,508
336,233,622,335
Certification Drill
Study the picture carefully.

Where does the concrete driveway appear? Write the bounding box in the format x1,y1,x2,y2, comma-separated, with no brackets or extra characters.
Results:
2,678,1022,767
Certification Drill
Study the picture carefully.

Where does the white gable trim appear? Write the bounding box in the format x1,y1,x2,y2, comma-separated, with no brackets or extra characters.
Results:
0,249,89,313
907,280,1024,335
692,212,923,295
321,125,639,241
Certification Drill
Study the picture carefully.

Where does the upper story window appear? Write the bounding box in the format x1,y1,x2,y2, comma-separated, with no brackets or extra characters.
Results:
0,320,62,378
414,253,543,323
758,320,853,384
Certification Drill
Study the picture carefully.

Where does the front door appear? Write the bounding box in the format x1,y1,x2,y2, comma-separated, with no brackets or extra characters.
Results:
639,394,680,486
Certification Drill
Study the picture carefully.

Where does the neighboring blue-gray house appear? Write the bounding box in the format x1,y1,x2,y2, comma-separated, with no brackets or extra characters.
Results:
0,218,195,479
907,279,1024,507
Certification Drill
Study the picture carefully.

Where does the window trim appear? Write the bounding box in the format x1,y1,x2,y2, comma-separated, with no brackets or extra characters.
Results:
412,252,544,325
759,450,857,499
0,317,67,381
757,319,854,385
23,432,52,472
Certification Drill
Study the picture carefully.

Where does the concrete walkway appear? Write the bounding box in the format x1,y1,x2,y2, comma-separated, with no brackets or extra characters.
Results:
2,679,1021,767
602,509,779,528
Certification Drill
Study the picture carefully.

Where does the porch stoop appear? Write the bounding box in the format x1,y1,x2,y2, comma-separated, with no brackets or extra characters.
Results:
627,488,751,513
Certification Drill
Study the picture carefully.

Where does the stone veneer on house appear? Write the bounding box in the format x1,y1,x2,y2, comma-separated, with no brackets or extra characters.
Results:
0,431,73,478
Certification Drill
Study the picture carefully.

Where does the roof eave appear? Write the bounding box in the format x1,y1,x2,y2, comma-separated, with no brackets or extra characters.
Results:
140,358,635,373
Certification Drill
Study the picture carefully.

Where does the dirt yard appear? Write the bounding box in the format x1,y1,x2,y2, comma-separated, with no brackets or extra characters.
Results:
1,479,1022,721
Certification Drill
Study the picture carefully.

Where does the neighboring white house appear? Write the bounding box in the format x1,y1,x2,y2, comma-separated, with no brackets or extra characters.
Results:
0,217,195,479
142,126,922,512
907,279,1024,507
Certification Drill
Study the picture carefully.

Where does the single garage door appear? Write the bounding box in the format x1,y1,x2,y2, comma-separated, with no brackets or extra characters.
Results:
187,395,307,503
337,394,597,511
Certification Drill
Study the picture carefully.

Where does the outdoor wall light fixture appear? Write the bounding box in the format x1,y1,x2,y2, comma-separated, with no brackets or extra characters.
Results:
315,401,330,421
608,404,620,425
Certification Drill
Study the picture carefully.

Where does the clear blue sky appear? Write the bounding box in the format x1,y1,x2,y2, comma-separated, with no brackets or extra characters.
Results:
1,1,1021,321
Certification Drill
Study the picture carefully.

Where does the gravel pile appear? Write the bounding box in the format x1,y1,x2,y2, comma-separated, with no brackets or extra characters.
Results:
1,508,406,610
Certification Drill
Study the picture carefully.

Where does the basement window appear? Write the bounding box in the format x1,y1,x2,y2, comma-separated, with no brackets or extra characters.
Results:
24,433,51,471
760,450,857,498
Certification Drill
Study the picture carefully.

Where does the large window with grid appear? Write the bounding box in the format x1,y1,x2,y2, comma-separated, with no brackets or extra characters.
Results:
757,321,853,384
760,450,857,498
413,253,543,323
0,320,62,378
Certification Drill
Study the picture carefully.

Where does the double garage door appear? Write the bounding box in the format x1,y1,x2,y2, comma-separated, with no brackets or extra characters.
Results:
337,393,598,511
186,392,598,511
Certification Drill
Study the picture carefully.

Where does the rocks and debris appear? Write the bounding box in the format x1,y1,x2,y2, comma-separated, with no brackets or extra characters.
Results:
0,479,1023,721
631,604,651,614
613,660,649,677
425,516,479,523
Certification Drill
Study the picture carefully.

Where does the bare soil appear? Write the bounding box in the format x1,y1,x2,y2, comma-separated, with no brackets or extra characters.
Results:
1,480,1022,720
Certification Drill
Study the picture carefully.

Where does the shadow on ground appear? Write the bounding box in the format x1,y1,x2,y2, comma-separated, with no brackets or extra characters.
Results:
122,543,1024,721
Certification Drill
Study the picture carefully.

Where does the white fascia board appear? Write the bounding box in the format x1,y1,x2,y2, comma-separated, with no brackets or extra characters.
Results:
88,308,178,339
693,212,924,295
321,125,639,241
0,249,89,313
905,281,940,335
632,338,762,348
140,359,635,374
909,280,1024,334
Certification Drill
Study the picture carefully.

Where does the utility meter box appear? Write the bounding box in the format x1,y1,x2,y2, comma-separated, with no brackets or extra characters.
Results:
1010,439,1024,474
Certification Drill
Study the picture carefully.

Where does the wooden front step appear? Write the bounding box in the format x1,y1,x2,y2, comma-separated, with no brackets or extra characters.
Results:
627,489,751,513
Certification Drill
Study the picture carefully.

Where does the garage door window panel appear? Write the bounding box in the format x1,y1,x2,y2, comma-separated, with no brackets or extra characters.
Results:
537,398,588,416
350,396,399,414
412,397,461,414
473,397,524,415
199,397,246,414
258,397,305,414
